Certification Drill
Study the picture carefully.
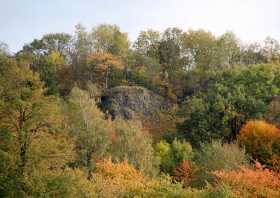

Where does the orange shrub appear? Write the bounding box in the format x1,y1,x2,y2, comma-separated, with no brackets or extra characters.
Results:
91,159,147,197
94,158,145,181
238,120,280,169
91,159,193,197
213,166,280,197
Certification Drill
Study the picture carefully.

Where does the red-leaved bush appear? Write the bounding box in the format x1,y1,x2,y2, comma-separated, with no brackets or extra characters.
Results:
171,160,192,187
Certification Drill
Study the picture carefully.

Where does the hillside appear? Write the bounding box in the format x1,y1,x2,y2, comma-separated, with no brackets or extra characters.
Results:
1,22,280,197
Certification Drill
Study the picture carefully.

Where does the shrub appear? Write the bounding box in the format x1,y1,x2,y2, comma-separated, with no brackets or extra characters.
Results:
144,178,237,198
238,120,280,169
110,119,157,175
92,159,236,198
26,169,96,198
155,139,193,174
94,158,145,181
92,159,146,197
91,159,186,197
213,166,280,197
192,141,249,188
195,141,249,171
172,160,192,187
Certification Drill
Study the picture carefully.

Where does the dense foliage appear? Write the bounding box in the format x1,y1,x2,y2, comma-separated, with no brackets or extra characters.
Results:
1,23,280,197
191,141,249,188
213,165,280,198
178,64,280,147
155,139,193,174
238,120,280,171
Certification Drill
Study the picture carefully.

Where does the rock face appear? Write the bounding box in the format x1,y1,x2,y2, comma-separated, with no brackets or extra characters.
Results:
101,86,171,120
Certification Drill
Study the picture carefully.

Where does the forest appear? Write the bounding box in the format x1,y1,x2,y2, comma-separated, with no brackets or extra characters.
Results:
1,24,280,197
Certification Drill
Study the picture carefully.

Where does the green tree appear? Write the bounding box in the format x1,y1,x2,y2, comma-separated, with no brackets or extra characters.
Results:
182,29,217,70
263,37,280,63
22,33,72,58
192,141,249,187
240,42,266,65
110,119,156,175
178,64,280,147
155,139,193,174
91,24,130,57
72,23,91,79
66,87,110,178
18,33,71,96
215,32,241,68
134,29,160,59
17,51,64,95
159,27,186,70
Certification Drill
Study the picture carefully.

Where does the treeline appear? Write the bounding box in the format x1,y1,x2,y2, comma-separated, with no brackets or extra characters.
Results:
1,24,280,197
8,24,280,100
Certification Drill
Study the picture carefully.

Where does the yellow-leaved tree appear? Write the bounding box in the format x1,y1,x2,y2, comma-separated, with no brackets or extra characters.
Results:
86,52,124,89
0,54,74,196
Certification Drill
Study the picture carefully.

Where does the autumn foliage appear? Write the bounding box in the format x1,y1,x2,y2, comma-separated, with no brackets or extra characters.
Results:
172,160,192,187
87,52,123,72
3,20,280,197
213,165,280,197
94,158,145,181
86,52,124,88
91,159,146,197
238,120,280,170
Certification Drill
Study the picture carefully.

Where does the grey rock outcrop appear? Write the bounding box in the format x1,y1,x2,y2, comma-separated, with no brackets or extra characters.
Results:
101,86,171,120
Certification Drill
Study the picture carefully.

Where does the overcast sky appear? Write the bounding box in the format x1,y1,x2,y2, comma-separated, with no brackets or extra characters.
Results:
1,0,280,52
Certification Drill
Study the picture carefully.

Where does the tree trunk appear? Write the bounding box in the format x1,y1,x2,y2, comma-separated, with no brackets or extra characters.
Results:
17,108,28,179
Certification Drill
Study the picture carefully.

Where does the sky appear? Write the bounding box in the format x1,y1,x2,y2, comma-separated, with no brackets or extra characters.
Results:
1,0,280,52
